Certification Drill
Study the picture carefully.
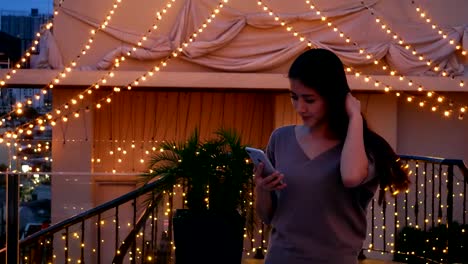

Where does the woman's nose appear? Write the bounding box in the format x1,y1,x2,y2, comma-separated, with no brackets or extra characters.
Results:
296,99,306,113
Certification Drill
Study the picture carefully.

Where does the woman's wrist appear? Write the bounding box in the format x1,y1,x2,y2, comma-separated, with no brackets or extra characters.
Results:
348,113,363,124
255,185,271,195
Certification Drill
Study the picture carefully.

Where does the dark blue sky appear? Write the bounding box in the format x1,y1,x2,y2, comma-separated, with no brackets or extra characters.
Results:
0,0,53,14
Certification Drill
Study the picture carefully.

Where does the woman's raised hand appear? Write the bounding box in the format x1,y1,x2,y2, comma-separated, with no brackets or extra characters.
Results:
254,163,287,191
345,93,362,119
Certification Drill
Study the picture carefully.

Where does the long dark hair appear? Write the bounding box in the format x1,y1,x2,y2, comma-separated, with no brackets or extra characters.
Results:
288,48,409,205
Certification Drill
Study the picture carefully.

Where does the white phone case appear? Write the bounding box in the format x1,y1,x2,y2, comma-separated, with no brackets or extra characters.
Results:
245,147,276,176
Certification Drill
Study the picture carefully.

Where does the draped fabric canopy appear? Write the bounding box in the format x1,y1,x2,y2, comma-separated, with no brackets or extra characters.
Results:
36,0,468,77
39,0,468,173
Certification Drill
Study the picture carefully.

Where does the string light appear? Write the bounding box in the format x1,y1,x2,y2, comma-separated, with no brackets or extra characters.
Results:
7,1,468,259
299,1,468,119
0,27,52,89
0,0,72,88
411,1,467,57
0,0,232,166
362,3,466,87
0,0,188,141
257,1,314,48
0,0,125,126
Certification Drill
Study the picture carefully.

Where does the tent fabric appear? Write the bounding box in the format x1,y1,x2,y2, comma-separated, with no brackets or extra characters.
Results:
30,30,64,69
38,0,466,76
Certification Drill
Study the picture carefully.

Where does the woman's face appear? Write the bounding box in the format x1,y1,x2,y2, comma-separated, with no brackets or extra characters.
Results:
289,79,328,129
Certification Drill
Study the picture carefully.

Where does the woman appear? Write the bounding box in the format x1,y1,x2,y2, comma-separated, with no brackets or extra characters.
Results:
254,48,409,264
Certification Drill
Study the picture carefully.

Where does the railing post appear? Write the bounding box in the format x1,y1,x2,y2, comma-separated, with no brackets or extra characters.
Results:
446,164,454,263
446,164,454,225
6,171,19,264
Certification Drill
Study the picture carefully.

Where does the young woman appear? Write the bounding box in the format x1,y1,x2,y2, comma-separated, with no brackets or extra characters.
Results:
254,48,410,264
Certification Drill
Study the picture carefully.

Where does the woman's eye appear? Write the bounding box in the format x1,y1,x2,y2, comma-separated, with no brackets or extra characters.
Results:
305,99,315,104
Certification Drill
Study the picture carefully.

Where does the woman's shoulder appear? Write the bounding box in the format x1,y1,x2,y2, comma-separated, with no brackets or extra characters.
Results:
267,125,296,153
271,125,295,138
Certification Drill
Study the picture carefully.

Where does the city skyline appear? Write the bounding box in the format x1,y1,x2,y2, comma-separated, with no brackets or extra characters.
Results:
0,0,53,14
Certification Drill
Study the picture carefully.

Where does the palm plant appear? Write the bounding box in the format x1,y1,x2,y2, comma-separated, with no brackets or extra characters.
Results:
141,128,256,263
141,127,254,216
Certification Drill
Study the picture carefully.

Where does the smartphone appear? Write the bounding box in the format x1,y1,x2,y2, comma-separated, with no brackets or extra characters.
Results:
245,147,276,176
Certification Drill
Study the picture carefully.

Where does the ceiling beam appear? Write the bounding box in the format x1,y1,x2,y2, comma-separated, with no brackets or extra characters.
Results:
1,69,467,92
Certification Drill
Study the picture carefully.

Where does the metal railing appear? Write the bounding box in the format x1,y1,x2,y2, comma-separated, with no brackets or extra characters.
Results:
0,155,466,263
362,155,468,263
1,174,170,264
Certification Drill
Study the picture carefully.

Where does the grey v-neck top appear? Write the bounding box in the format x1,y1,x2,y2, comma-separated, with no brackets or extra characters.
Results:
264,126,378,264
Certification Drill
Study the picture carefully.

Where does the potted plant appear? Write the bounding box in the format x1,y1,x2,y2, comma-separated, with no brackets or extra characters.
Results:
141,128,254,264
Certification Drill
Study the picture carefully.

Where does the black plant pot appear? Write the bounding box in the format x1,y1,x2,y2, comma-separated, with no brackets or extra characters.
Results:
173,209,245,264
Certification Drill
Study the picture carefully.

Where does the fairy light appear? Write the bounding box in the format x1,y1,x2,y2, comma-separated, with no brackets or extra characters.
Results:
257,1,314,48
5,7,467,261
0,0,183,138
363,4,465,88
0,0,124,126
4,0,232,169
123,0,229,92
262,3,404,255
412,2,467,57
0,0,72,88
299,0,468,119
0,25,51,88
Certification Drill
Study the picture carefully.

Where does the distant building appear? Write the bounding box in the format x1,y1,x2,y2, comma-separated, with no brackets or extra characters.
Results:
0,9,53,173
0,9,52,52
0,31,21,68
0,88,51,114
0,9,53,114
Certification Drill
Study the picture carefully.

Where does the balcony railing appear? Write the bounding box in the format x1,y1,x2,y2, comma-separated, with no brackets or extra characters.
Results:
363,155,468,263
0,154,467,263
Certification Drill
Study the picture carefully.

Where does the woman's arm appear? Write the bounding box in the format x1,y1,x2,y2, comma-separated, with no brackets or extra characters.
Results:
254,163,286,224
340,94,369,188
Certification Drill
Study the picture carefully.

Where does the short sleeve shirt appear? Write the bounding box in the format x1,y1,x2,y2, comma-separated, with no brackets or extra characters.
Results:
264,126,378,264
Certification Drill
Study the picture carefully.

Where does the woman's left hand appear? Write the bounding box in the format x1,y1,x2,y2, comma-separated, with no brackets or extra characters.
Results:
345,93,362,119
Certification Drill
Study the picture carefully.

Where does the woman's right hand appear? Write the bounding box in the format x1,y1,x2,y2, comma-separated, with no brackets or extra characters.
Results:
254,163,287,191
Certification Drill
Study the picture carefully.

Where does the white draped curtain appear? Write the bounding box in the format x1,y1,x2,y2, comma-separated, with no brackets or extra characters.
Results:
36,0,467,76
